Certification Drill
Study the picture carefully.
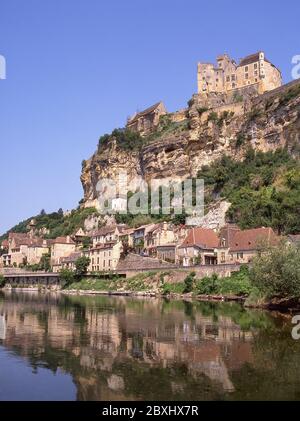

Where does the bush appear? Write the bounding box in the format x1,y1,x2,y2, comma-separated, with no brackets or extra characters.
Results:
250,243,300,298
196,273,219,295
183,272,196,293
75,256,90,278
59,269,75,288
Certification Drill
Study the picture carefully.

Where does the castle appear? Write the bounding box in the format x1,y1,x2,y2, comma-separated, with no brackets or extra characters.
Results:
197,51,282,96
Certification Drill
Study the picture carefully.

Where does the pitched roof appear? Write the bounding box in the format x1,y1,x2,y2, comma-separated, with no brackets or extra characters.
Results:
52,236,75,245
61,252,82,263
238,51,274,67
219,224,241,247
179,228,219,249
128,102,163,124
91,226,117,237
229,227,278,251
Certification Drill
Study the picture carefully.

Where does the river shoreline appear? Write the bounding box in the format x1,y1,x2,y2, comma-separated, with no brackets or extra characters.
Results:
2,286,299,313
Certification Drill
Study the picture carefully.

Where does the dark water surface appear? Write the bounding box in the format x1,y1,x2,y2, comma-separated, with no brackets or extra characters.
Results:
0,290,300,401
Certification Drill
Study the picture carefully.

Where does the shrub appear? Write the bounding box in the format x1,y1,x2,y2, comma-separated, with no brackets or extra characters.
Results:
207,111,218,122
59,269,75,288
196,273,219,295
250,243,300,298
183,272,196,293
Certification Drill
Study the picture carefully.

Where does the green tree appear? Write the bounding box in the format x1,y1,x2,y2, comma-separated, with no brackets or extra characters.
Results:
183,272,196,293
59,268,75,288
250,243,300,298
75,256,90,279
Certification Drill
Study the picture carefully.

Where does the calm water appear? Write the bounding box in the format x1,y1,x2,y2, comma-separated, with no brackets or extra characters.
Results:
0,290,300,401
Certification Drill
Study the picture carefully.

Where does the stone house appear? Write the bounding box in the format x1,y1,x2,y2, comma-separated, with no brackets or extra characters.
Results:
126,102,167,136
228,227,279,264
85,241,123,272
118,228,135,248
132,224,158,254
91,225,127,248
26,239,50,265
50,236,76,266
156,244,177,263
61,251,83,271
1,233,49,267
144,222,176,257
197,51,281,97
177,228,220,266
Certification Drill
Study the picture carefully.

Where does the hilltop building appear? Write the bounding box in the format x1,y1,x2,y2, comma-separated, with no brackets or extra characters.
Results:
126,101,167,135
197,51,282,96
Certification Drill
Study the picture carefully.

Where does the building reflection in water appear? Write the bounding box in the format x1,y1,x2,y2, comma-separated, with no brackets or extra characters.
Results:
0,291,258,400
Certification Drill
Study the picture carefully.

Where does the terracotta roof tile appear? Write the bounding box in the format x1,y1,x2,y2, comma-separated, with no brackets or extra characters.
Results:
229,227,278,251
179,228,219,249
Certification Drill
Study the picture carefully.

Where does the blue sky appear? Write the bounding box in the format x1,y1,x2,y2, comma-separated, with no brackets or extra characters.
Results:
0,0,299,234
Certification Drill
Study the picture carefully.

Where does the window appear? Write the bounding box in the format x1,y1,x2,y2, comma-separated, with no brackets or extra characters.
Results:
245,73,249,79
254,63,258,69
254,70,258,76
226,76,230,82
245,66,249,72
237,252,244,259
231,74,235,81
221,252,226,263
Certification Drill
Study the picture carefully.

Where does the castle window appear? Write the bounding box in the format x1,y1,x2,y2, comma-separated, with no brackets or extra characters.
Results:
255,78,258,82
245,73,249,79
226,76,230,82
231,74,236,81
254,63,258,69
245,66,249,72
254,70,258,76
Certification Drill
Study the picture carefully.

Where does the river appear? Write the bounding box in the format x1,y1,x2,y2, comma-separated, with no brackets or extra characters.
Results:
0,290,299,400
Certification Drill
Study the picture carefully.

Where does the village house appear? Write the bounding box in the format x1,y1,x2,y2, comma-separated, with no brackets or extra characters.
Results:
26,239,50,265
118,228,135,248
85,241,123,273
91,225,127,248
50,236,76,266
72,228,89,249
156,244,177,263
144,222,176,257
58,251,83,272
197,51,282,96
126,101,167,136
1,233,49,267
132,223,158,255
177,228,220,266
228,227,279,263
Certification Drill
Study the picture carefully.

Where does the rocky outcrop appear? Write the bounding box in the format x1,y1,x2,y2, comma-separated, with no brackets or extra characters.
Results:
81,81,300,208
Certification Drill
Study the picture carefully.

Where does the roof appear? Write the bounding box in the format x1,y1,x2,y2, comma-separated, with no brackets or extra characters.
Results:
88,241,117,251
91,226,117,237
179,228,219,249
219,224,241,247
238,51,273,67
52,236,75,245
61,252,82,263
8,233,49,248
128,102,163,124
229,227,278,252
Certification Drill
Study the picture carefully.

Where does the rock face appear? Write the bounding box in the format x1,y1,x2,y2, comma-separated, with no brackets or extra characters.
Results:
81,81,300,208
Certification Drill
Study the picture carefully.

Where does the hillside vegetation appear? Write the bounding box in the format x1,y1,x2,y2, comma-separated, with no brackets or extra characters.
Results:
0,207,97,242
197,148,300,234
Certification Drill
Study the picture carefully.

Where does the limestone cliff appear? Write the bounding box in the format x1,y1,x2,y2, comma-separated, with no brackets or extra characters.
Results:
81,81,300,208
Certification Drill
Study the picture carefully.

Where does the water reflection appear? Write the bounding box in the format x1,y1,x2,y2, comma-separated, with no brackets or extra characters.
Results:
0,290,299,400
